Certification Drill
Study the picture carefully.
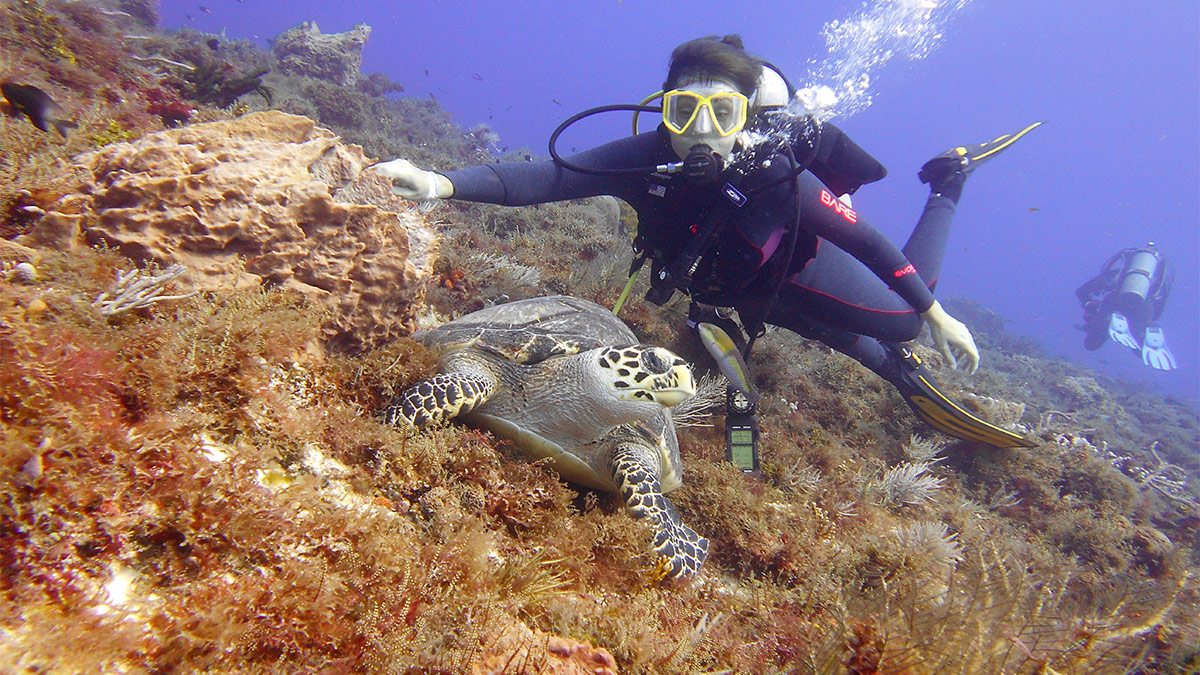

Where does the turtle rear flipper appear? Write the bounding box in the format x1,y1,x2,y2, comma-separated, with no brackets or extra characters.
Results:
611,444,709,579
383,372,496,428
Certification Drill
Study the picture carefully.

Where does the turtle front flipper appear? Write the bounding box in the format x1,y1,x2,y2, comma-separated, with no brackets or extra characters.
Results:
382,372,496,428
610,443,709,579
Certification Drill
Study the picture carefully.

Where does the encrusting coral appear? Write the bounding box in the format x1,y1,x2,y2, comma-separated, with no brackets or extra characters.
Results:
19,110,440,351
272,21,372,87
1,2,1198,674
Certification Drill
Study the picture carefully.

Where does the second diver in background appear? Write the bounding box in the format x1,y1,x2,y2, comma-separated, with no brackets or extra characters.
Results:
1076,244,1176,370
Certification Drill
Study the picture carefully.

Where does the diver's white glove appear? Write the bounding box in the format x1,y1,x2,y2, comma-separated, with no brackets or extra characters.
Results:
921,300,980,373
372,158,452,200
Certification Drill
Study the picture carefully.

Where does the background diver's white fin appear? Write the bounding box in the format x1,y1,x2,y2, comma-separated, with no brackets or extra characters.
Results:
1107,312,1141,350
1141,327,1178,370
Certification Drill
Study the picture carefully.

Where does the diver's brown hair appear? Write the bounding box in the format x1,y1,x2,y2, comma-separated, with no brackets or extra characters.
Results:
663,35,762,95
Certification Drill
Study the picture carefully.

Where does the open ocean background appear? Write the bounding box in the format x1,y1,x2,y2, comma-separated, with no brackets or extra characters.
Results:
161,0,1199,407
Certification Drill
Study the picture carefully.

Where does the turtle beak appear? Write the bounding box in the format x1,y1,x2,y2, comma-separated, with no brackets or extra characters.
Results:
607,346,697,407
651,360,697,408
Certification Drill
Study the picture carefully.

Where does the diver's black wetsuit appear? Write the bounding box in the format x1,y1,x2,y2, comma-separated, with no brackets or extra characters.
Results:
444,128,958,372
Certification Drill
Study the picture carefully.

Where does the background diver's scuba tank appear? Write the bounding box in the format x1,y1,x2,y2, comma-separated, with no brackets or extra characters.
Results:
1114,244,1163,320
1117,246,1161,301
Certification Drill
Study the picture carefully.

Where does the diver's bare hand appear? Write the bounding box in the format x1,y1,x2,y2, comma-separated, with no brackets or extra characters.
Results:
372,158,453,200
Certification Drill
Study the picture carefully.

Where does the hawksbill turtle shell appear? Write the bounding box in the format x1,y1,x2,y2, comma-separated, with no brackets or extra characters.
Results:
383,295,709,578
411,294,645,366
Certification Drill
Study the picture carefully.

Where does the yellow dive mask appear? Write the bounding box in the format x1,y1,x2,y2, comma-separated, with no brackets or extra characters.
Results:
661,89,748,137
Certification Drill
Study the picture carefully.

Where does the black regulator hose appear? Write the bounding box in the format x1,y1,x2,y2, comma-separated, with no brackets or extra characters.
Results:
744,116,823,196
548,104,665,176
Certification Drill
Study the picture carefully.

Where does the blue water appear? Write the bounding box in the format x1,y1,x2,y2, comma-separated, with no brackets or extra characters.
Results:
162,0,1199,405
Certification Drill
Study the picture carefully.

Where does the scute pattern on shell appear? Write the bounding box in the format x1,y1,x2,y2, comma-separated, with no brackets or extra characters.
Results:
416,295,636,364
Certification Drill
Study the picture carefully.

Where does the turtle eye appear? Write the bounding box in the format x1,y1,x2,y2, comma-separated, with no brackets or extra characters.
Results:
640,347,670,374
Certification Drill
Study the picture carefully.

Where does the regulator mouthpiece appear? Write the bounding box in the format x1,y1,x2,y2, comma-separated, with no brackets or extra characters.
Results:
683,144,723,185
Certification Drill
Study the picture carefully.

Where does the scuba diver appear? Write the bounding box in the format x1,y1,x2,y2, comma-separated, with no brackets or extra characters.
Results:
1076,244,1176,370
374,35,1039,448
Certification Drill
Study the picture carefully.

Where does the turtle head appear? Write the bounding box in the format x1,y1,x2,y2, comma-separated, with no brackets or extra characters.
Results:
595,345,696,408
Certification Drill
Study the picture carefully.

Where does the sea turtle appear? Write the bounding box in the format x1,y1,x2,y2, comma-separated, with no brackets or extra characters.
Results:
382,295,709,578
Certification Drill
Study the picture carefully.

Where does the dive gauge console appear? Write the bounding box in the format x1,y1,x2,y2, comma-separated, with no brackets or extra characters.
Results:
724,386,760,473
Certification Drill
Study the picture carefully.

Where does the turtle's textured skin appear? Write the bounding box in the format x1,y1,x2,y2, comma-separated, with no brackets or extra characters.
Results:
382,295,709,578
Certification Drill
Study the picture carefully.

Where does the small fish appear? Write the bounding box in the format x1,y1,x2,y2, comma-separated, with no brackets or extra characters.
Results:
424,69,430,77
198,5,211,13
552,98,562,106
429,92,438,102
1028,206,1039,212
1,82,76,137
472,73,483,81
206,38,220,51
697,322,760,405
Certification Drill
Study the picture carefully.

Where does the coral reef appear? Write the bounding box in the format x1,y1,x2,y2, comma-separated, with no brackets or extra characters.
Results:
8,0,78,64
473,621,618,675
272,21,372,87
18,111,439,350
179,57,271,109
1,3,1197,673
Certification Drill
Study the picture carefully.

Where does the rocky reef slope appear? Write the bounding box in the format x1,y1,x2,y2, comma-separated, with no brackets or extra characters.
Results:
1,3,1196,673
